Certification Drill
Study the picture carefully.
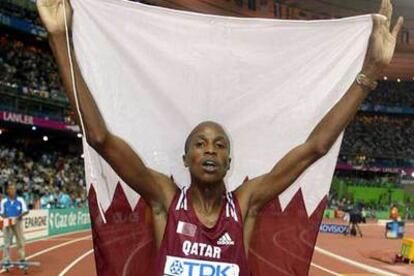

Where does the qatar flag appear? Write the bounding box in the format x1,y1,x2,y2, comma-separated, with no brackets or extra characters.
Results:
70,0,372,274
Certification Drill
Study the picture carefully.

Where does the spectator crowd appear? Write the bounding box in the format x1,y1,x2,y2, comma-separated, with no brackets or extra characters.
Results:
0,145,86,210
366,81,414,108
0,34,67,103
341,115,414,160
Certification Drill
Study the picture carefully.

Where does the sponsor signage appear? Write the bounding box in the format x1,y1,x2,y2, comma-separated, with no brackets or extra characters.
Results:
164,255,240,276
0,209,48,245
319,223,348,234
0,111,80,132
48,208,91,236
0,209,91,247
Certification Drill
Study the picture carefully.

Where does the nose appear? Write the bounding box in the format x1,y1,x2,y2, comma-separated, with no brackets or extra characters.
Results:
204,143,216,155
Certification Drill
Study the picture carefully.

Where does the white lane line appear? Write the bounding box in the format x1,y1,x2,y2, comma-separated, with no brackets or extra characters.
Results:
314,246,398,276
310,262,342,276
0,235,91,274
58,248,94,276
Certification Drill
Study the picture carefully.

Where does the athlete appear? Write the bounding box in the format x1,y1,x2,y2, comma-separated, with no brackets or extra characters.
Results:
37,0,403,274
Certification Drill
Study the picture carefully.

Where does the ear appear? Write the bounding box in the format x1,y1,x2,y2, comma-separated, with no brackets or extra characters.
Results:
227,157,232,171
182,154,189,167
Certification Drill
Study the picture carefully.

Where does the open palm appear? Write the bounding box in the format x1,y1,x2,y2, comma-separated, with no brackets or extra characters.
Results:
364,0,403,77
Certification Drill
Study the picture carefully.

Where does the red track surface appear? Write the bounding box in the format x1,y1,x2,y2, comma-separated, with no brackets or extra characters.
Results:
1,222,414,275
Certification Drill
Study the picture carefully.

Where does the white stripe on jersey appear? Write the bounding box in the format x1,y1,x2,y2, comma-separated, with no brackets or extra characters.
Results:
175,186,188,211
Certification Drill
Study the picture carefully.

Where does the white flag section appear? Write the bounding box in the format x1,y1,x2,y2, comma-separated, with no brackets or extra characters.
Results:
71,0,372,217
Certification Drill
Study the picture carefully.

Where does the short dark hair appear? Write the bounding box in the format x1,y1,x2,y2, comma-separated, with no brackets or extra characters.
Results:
184,121,230,154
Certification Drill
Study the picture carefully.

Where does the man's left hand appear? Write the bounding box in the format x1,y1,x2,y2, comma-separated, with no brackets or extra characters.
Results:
362,0,404,79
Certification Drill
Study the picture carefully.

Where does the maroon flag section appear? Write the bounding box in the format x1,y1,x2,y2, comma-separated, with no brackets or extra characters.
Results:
88,184,156,275
88,184,326,275
249,190,328,275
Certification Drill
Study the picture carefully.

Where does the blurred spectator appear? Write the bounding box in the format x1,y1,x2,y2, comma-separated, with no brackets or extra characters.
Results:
40,188,55,209
390,204,400,221
57,187,73,209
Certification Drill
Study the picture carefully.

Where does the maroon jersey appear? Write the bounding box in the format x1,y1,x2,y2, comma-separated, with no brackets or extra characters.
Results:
155,186,250,276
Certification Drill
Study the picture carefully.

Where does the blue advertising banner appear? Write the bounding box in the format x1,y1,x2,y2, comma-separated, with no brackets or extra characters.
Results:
0,12,46,37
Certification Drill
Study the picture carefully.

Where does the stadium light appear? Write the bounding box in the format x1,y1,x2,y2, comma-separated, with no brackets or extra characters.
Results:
412,172,414,178
397,78,401,83
32,126,37,131
43,136,48,142
383,76,387,80
0,130,2,135
77,133,83,138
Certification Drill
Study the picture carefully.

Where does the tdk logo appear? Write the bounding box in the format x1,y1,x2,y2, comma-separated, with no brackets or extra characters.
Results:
164,256,240,276
170,260,184,274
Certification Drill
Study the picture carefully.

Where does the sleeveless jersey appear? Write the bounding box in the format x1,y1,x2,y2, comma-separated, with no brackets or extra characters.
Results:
155,187,250,276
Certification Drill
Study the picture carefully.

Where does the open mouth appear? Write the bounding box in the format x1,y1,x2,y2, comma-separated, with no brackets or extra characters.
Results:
202,160,218,173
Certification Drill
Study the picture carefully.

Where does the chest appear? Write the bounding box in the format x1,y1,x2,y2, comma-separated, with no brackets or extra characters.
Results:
5,200,22,212
193,208,221,229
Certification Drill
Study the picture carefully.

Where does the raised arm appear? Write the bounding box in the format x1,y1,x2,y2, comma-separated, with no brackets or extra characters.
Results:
236,0,404,217
37,0,177,211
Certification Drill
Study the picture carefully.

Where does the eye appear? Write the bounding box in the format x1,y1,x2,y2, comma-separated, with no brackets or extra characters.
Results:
216,142,226,149
195,141,205,148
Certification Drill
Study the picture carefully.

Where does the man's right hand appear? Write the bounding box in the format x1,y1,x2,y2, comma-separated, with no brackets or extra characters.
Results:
37,0,72,35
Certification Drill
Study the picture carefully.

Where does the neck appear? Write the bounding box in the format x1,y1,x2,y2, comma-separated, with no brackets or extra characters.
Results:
190,179,226,215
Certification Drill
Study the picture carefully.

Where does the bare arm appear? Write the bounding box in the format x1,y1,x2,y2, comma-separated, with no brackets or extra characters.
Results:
37,0,177,210
236,0,404,217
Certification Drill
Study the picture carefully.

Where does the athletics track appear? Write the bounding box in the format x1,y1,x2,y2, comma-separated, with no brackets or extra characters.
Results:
1,221,414,275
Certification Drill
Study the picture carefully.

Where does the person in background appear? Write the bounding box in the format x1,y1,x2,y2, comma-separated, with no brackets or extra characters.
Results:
348,202,363,237
57,187,72,208
405,205,411,220
361,206,367,223
390,204,400,221
40,187,55,209
0,183,28,269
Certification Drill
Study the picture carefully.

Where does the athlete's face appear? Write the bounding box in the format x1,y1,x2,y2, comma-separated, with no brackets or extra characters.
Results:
183,122,231,184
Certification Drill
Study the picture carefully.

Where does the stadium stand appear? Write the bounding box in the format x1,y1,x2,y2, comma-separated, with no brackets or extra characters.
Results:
0,0,42,26
341,115,414,160
0,34,66,103
366,81,414,108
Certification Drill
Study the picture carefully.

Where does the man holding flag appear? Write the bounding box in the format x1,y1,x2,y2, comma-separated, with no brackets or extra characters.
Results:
37,0,402,274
